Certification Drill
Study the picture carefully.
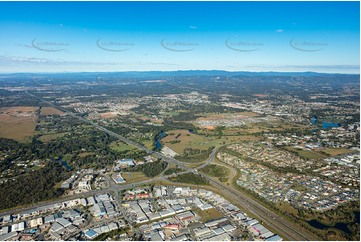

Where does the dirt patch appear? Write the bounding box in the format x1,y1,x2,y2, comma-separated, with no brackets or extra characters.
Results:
100,112,118,119
40,107,64,116
0,106,38,142
196,112,259,122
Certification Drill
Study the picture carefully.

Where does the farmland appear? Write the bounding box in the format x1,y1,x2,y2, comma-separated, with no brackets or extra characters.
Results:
0,106,38,142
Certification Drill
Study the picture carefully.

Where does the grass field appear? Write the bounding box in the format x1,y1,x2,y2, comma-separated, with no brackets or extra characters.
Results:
40,107,64,116
170,172,209,185
196,112,259,122
0,106,38,142
199,164,230,180
193,207,224,223
321,148,353,156
122,172,148,183
285,147,326,160
109,141,135,152
140,139,154,150
163,129,260,155
78,152,95,157
39,132,67,143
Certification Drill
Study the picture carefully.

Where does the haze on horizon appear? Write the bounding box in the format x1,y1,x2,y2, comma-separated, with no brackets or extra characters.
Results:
0,1,359,74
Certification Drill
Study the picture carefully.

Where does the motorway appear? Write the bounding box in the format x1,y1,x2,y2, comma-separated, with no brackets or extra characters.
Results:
14,91,320,241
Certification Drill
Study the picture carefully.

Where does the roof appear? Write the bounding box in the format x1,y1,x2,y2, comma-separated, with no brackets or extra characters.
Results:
204,233,231,241
222,224,236,232
118,158,135,166
265,235,282,241
235,212,246,220
0,231,18,241
213,227,225,235
85,229,98,239
50,222,64,232
171,235,188,241
56,218,71,227
44,215,55,223
245,219,259,226
253,223,269,234
176,211,194,220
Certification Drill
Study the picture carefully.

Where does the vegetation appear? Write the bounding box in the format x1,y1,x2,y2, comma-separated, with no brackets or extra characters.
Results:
170,172,209,185
193,207,224,223
284,147,326,160
0,162,70,210
121,172,148,183
163,167,184,176
199,164,230,182
129,160,167,177
176,147,214,163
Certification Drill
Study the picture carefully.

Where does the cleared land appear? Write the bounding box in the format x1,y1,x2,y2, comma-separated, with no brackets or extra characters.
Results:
122,172,148,183
109,141,135,152
285,147,326,160
193,207,224,223
40,107,64,116
78,152,95,157
321,148,353,156
99,112,118,119
39,132,67,143
196,112,260,122
163,129,260,155
199,164,230,182
0,106,38,142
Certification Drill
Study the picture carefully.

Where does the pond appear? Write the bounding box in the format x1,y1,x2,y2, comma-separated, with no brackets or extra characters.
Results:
154,131,166,149
311,116,317,125
56,156,71,170
322,122,341,129
307,211,360,235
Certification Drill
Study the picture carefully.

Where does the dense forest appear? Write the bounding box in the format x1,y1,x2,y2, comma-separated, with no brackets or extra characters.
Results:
127,160,167,177
0,162,70,210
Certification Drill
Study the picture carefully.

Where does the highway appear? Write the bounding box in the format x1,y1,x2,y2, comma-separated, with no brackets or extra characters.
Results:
19,92,319,241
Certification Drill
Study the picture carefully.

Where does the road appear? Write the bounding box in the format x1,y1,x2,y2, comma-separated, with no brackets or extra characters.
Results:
18,92,320,241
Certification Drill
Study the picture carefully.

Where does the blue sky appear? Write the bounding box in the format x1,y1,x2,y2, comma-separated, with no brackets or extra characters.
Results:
0,1,359,73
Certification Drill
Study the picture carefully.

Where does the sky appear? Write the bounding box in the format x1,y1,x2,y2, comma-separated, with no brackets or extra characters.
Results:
0,1,359,73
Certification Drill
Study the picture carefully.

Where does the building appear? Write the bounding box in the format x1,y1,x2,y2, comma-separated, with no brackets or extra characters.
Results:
84,229,98,240
114,158,135,171
55,218,71,228
112,173,126,184
11,222,25,232
0,231,18,241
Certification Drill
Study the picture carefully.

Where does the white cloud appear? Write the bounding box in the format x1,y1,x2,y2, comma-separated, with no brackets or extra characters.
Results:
276,29,284,33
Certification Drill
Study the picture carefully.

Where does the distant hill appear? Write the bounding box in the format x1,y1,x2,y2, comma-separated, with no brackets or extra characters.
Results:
0,70,358,79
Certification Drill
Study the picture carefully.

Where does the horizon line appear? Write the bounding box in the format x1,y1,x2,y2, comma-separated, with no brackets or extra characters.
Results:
0,69,359,75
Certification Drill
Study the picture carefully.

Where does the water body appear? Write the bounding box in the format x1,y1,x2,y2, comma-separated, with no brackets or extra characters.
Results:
311,116,317,125
322,122,341,129
154,131,166,150
307,211,360,235
56,157,71,170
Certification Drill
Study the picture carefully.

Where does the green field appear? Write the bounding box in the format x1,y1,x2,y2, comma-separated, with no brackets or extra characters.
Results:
122,172,148,183
285,147,326,160
109,141,135,152
39,132,67,143
163,129,259,155
199,164,230,182
170,172,209,185
164,168,184,176
78,152,95,157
